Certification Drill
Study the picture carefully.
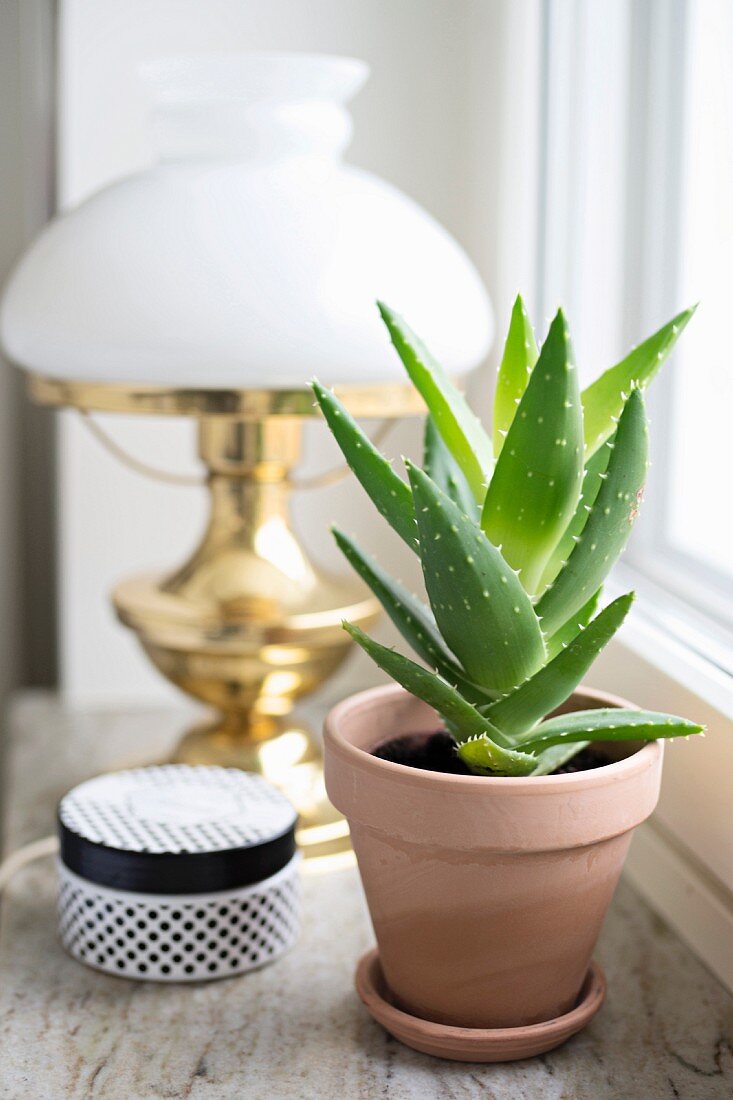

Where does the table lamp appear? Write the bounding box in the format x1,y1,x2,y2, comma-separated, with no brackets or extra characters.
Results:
1,53,493,856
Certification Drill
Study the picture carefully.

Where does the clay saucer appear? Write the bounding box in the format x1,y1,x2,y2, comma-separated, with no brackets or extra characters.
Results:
355,950,606,1063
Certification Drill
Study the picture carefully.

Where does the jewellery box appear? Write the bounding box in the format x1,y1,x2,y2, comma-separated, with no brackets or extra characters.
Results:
57,765,300,981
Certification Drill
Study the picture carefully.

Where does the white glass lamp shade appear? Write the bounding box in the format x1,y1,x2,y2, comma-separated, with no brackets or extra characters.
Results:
1,53,493,388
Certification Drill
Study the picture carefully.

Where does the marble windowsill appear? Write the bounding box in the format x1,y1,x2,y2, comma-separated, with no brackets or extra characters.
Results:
1,691,732,1099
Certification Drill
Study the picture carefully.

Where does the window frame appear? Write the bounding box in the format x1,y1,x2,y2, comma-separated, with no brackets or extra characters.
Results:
535,0,733,993
538,0,733,665
617,0,733,643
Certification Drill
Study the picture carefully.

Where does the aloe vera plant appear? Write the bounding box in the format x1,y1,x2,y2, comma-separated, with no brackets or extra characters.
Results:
312,297,703,776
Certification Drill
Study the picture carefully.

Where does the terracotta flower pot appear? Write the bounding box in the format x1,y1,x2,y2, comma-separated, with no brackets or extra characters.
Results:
324,683,663,1030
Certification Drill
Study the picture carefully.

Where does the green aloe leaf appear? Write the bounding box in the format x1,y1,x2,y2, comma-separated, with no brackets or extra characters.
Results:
515,708,705,753
484,593,634,739
538,440,612,592
582,305,696,461
377,302,493,500
545,587,602,660
407,461,546,694
493,294,539,456
455,734,534,777
343,622,536,776
311,379,416,549
332,527,494,703
482,310,584,593
424,416,479,520
530,742,590,776
536,388,648,637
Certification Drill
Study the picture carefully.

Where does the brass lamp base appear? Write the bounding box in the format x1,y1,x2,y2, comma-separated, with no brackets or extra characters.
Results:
30,376,425,858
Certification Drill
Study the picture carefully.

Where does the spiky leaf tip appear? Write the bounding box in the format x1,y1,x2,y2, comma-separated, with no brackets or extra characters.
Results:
582,305,696,461
310,378,416,549
493,294,539,455
377,302,493,500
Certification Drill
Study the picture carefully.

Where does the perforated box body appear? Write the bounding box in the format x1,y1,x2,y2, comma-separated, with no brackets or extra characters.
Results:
57,765,300,981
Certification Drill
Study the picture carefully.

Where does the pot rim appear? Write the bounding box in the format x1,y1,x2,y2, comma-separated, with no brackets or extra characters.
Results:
324,682,662,793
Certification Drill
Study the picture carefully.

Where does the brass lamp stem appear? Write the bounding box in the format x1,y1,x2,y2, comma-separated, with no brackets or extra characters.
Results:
112,413,379,855
199,416,302,477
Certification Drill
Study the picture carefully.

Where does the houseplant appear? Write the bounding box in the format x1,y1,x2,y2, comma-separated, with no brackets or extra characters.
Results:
313,298,703,1060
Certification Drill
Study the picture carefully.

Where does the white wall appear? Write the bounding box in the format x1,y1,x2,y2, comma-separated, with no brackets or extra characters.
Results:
57,0,543,706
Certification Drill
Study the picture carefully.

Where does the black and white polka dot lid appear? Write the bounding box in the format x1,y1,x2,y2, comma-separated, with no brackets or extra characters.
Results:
58,765,298,895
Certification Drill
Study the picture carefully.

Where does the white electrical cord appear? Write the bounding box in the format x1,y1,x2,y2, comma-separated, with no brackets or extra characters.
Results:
0,836,58,894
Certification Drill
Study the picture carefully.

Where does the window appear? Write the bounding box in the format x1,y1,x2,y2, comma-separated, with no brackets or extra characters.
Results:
663,0,733,615
537,0,733,657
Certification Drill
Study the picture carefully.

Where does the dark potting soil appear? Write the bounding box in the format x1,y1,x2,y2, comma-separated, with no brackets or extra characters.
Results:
371,731,611,776
551,745,611,773
372,731,472,774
